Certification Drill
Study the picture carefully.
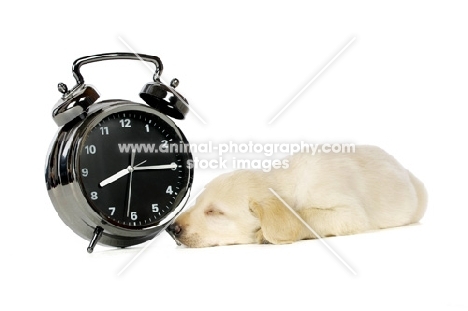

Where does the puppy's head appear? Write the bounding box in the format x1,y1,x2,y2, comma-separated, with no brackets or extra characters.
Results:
169,171,262,248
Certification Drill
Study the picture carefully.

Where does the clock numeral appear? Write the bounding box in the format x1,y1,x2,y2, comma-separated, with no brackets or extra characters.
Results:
166,185,173,195
120,119,131,127
109,207,116,215
84,145,96,154
81,168,88,177
152,204,159,213
90,191,98,200
100,127,109,135
145,124,150,132
131,212,138,220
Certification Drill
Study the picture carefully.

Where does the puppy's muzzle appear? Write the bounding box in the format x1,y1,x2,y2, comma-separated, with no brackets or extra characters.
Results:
166,223,183,246
167,223,182,237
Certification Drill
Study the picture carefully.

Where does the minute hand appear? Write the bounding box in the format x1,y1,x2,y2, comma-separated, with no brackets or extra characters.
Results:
134,163,177,171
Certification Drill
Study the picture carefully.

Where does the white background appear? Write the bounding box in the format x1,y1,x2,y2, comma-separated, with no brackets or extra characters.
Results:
1,1,467,310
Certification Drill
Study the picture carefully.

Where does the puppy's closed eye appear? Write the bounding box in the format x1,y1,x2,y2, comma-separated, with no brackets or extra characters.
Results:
204,205,224,216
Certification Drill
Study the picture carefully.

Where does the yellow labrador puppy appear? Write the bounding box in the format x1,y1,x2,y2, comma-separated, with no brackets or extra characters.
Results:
169,145,427,247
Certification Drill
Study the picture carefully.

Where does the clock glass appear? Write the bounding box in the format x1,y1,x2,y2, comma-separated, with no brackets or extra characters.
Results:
78,110,192,229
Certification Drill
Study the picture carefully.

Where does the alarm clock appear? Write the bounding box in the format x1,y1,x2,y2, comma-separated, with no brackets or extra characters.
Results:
45,53,194,253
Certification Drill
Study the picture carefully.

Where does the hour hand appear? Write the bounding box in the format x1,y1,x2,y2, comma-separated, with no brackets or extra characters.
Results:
99,160,147,187
99,167,130,187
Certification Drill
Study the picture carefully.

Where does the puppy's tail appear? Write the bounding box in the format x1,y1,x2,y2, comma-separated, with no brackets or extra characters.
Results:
408,171,428,223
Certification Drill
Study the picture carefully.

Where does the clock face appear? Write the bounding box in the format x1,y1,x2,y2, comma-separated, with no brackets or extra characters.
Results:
78,110,192,229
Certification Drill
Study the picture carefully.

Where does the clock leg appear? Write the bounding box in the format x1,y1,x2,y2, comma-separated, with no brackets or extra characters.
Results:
87,226,104,253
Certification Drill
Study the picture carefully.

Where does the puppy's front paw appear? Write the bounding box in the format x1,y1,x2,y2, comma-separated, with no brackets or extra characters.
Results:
255,228,269,244
255,227,294,245
263,235,295,245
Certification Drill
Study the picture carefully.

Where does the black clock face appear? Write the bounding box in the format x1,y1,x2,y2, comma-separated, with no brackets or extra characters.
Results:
78,110,192,229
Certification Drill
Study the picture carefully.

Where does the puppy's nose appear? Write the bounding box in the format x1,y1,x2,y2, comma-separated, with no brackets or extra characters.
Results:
168,223,182,237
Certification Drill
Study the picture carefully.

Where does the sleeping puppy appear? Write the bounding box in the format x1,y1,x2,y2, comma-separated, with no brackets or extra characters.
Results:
168,145,427,248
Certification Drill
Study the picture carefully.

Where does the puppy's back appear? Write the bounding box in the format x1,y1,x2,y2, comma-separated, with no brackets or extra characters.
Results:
274,145,427,229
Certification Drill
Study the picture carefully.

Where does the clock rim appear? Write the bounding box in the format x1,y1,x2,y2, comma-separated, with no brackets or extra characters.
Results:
45,100,194,248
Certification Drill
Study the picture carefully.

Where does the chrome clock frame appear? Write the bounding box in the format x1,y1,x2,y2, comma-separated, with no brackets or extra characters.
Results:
45,100,193,251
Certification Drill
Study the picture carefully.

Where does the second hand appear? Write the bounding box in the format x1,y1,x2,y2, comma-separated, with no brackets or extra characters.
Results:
125,160,147,218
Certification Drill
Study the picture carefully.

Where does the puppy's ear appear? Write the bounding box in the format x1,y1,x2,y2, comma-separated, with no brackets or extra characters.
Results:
249,198,305,245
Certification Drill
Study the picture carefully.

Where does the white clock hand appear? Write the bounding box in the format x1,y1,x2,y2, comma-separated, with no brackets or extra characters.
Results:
99,168,129,188
126,149,137,218
133,162,178,171
99,159,147,188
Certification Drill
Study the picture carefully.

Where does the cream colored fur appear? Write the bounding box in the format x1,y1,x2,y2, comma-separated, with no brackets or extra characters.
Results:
174,145,427,247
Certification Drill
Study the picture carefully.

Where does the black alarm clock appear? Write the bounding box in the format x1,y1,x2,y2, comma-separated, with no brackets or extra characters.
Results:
45,53,193,253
